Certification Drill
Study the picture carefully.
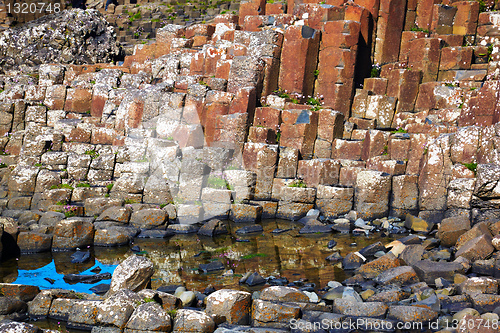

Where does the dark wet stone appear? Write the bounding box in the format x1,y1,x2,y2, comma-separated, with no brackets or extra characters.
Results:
71,250,91,264
199,261,225,273
398,234,422,245
299,286,315,292
90,266,101,273
299,221,332,234
236,238,250,242
326,252,342,262
268,277,289,286
44,278,55,284
327,240,337,249
297,216,318,225
203,285,216,295
271,228,292,234
131,246,141,253
157,285,184,294
241,272,266,286
342,252,364,270
235,225,263,234
89,284,110,295
63,273,112,284
137,229,175,238
197,219,228,237
358,242,385,258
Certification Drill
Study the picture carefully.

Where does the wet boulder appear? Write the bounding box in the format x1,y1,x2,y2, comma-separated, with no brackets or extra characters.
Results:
260,286,310,303
125,302,172,331
0,284,40,302
333,299,388,318
97,206,132,224
0,321,40,333
97,289,142,329
108,255,154,294
129,208,167,229
52,219,94,251
412,260,464,285
205,289,252,325
16,232,52,253
455,234,494,261
0,296,28,315
94,227,134,247
197,219,228,237
356,253,400,279
437,215,471,247
387,305,438,322
67,300,101,330
252,299,301,328
373,266,419,285
404,214,434,233
172,309,215,333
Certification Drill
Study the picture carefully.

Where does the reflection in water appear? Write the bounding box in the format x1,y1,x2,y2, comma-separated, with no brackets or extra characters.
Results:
0,220,401,294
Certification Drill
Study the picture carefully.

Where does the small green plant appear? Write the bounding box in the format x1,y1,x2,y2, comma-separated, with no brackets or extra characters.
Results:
84,149,99,159
276,130,281,142
0,163,6,168
288,179,307,188
477,0,488,13
50,184,74,190
76,182,91,188
124,198,138,204
128,10,142,22
410,26,430,34
274,88,290,99
166,136,174,140
167,309,177,318
90,80,95,85
143,297,155,303
207,175,232,190
462,162,478,175
370,63,381,78
55,200,67,206
391,128,407,134
313,69,319,78
160,203,168,209
57,205,78,218
105,193,110,198
106,183,114,191
240,253,267,260
199,80,208,86
382,145,388,155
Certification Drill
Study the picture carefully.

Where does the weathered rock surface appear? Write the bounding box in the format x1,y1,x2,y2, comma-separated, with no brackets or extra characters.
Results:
0,9,121,74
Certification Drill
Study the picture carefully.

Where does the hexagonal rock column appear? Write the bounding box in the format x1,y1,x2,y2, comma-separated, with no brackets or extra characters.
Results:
278,25,320,98
316,20,360,117
277,186,316,221
354,170,392,220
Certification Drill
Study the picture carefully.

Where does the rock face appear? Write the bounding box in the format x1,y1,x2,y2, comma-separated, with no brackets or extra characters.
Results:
107,255,154,295
0,9,121,74
205,289,252,325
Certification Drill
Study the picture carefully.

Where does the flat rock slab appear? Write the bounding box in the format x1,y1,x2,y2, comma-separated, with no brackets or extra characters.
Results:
412,260,463,285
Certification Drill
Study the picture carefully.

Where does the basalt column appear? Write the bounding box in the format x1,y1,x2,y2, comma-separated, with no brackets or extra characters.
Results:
278,25,320,98
315,20,360,118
